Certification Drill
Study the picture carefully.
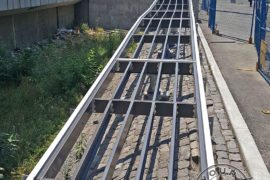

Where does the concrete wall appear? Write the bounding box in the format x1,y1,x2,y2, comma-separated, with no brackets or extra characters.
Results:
0,4,76,48
74,0,89,25
88,0,198,29
88,0,154,29
0,0,199,49
0,0,80,12
0,0,153,49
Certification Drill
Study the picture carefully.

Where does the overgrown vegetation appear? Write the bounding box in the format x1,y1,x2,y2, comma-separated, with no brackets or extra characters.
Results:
0,26,125,179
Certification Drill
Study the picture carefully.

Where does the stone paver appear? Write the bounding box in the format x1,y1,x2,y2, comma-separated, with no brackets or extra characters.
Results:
201,42,250,177
56,18,254,179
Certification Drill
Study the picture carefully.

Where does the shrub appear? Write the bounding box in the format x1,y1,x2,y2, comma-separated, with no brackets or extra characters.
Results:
0,133,19,178
0,29,125,179
80,23,90,32
0,47,36,84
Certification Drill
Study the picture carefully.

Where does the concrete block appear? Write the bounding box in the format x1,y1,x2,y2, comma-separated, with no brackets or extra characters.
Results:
0,0,8,11
57,5,74,28
0,15,15,48
8,0,14,10
13,0,20,9
20,0,31,8
89,0,153,29
38,8,57,39
14,11,39,47
40,0,49,5
0,1,76,49
74,0,88,25
48,0,56,4
31,0,41,7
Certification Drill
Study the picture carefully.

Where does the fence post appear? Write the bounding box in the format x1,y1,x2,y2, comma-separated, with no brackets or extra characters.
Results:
249,2,256,43
208,0,216,33
202,0,207,11
261,0,267,41
255,0,261,53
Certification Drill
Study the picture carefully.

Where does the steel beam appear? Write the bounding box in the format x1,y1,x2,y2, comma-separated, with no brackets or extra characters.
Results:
27,0,215,179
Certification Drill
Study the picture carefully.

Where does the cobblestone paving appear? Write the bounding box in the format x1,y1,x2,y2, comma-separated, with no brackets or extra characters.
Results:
56,35,250,180
200,42,250,178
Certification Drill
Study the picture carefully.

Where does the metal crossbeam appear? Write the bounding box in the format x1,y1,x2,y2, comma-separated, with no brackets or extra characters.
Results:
27,0,215,179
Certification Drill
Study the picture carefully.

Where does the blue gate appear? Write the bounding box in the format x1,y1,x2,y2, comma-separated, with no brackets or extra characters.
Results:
207,0,270,84
201,0,209,11
255,0,270,84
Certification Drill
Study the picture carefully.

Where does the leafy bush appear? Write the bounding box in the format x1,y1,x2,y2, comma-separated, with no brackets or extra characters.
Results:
0,47,36,84
80,23,89,32
0,30,125,179
0,133,19,178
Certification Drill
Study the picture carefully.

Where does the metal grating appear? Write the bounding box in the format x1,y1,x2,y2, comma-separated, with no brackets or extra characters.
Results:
27,0,215,179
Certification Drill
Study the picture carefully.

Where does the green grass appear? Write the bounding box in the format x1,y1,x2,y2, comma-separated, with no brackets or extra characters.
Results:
0,29,125,179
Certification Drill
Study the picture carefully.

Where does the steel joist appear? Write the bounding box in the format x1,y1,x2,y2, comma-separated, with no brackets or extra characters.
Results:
27,0,215,179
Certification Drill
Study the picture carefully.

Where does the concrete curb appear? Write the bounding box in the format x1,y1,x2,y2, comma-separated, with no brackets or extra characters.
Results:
198,25,270,180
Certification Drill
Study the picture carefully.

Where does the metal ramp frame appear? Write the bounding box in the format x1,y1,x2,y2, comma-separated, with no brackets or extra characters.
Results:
27,0,215,179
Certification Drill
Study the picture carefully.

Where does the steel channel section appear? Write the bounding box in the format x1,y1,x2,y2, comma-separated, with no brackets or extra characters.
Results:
136,0,178,178
73,1,167,179
135,63,164,180
72,61,131,179
189,0,216,179
101,62,148,180
117,58,194,63
27,0,215,179
135,0,174,178
27,0,161,179
91,99,195,117
168,0,185,178
102,1,170,178
75,0,168,179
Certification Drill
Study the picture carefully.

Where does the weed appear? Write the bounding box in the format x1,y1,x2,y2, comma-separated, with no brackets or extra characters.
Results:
0,29,125,179
96,27,104,33
75,135,86,160
62,163,71,180
80,23,90,32
0,133,19,178
0,167,4,179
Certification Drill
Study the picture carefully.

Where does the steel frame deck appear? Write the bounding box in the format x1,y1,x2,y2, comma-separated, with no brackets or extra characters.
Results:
27,0,215,179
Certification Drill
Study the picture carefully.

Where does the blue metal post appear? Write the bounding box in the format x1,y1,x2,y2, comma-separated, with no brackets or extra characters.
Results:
255,0,261,53
208,0,216,33
249,0,256,43
202,0,207,11
261,0,267,40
